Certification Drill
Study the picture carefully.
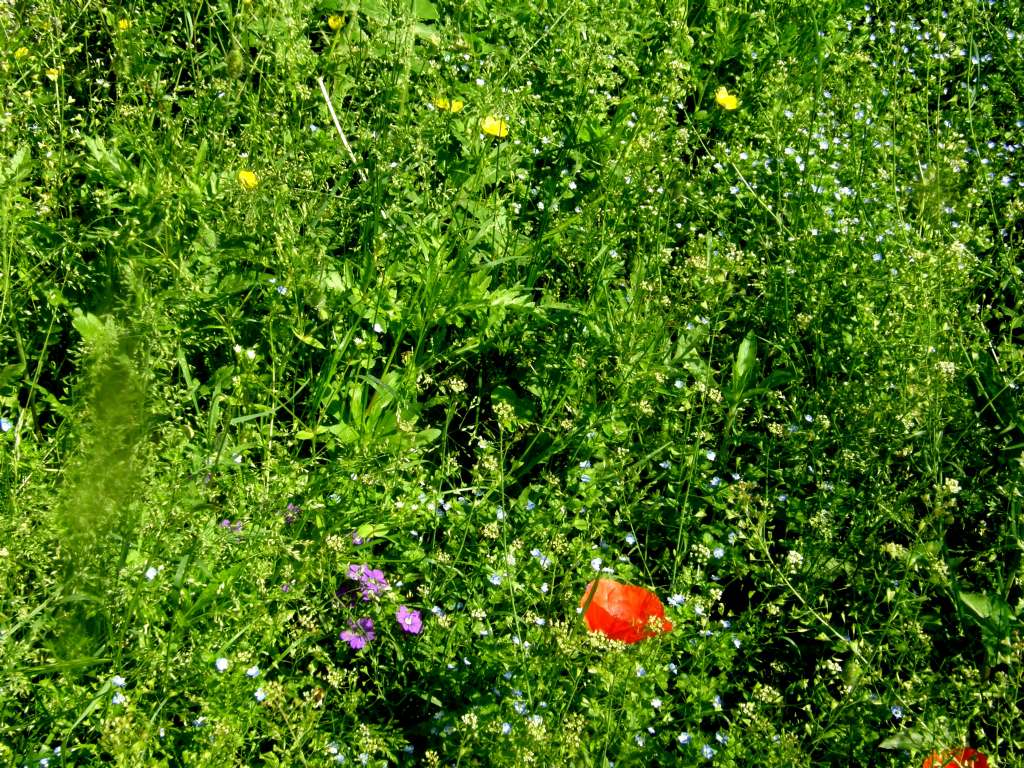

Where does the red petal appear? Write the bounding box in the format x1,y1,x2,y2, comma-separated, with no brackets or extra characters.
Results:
923,748,988,768
580,580,673,644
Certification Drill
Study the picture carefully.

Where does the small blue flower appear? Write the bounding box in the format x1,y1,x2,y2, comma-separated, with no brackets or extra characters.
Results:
706,450,716,461
702,744,716,758
625,533,636,545
891,705,903,719
677,731,690,745
0,416,12,432
713,547,725,559
254,688,266,701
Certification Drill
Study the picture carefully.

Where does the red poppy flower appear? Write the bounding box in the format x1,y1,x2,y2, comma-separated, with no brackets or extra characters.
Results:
580,579,673,644
923,748,989,768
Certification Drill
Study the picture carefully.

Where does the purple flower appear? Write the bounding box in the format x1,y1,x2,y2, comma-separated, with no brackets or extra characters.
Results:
346,563,389,600
284,503,300,524
396,606,423,634
340,617,375,649
360,568,388,599
220,518,232,528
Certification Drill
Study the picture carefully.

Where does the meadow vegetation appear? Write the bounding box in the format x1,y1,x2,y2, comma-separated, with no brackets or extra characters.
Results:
1,0,1023,765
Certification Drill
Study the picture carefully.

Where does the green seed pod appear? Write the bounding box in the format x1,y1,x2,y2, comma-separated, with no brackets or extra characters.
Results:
226,47,244,79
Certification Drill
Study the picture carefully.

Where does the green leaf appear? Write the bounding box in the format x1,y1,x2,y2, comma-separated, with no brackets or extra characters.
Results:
733,331,757,392
958,591,992,619
292,328,326,349
0,363,26,390
412,0,438,20
878,731,929,750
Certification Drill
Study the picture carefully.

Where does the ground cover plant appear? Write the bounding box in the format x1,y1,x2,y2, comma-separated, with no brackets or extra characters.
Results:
1,0,1023,765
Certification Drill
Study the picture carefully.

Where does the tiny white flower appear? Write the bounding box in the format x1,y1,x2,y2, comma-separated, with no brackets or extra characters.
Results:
145,566,158,581
246,665,260,678
254,688,266,702
215,657,229,672
111,692,127,705
112,675,126,687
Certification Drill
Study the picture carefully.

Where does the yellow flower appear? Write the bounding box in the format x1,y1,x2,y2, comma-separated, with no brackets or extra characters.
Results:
14,47,29,59
327,14,343,31
715,86,738,111
433,96,464,113
117,18,132,31
480,115,509,138
238,170,259,191
45,68,60,81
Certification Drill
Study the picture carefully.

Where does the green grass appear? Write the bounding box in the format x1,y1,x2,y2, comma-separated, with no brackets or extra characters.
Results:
1,0,1023,765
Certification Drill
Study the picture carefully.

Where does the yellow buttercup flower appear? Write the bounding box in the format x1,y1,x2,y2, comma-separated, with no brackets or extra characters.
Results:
238,169,259,191
327,14,343,31
715,86,738,111
14,47,29,59
433,96,464,113
45,68,60,81
117,18,132,31
480,115,509,138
